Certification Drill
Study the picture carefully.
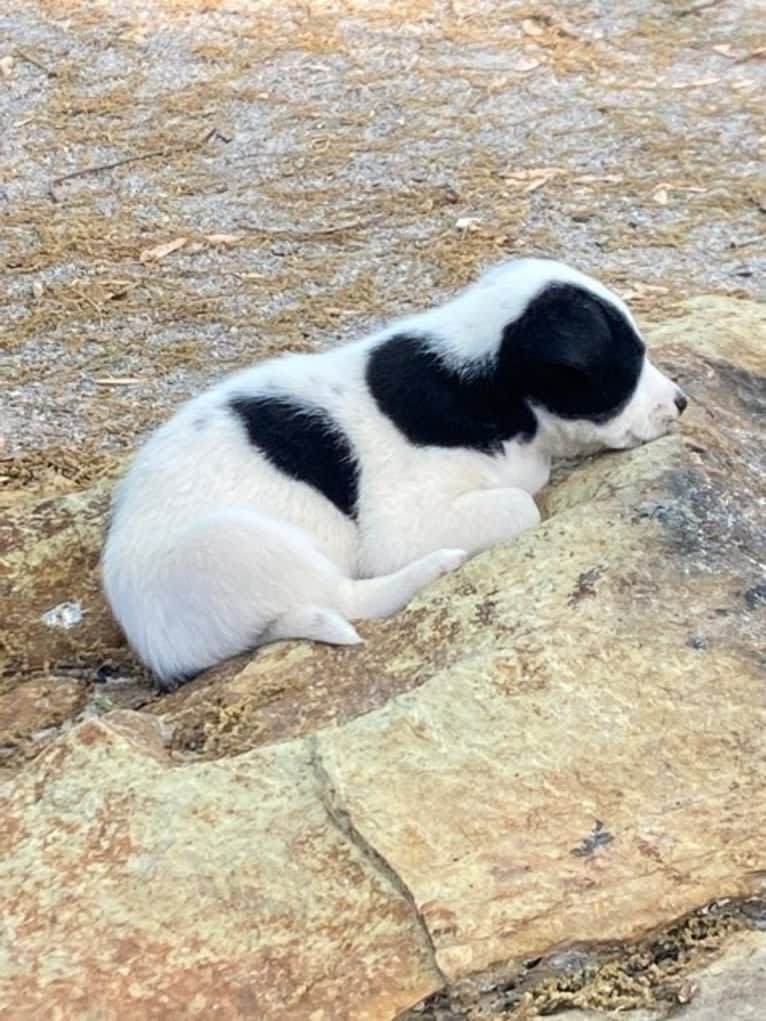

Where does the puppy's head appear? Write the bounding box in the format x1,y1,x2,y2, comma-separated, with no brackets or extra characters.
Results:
494,259,687,453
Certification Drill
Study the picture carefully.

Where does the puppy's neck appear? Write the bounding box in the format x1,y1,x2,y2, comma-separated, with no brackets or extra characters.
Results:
531,405,604,460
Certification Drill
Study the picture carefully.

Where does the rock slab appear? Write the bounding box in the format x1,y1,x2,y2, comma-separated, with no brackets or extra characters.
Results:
0,713,439,1021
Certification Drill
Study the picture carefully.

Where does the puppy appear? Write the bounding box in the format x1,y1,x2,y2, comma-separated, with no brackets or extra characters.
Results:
102,257,687,688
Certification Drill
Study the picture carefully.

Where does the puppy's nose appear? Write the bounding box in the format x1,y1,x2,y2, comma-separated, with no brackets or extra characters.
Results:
674,391,688,415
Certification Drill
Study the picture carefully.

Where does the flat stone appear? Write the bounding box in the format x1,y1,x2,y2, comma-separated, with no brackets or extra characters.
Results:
649,296,766,374
0,711,440,1019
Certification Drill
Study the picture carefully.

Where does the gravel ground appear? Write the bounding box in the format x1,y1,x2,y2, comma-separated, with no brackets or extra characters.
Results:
1,0,764,482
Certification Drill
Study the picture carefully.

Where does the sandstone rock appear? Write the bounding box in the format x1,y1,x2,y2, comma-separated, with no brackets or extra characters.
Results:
0,297,764,1019
0,712,441,1020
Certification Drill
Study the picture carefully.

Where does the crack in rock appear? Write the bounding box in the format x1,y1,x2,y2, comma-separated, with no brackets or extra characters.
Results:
308,735,448,989
397,895,766,1020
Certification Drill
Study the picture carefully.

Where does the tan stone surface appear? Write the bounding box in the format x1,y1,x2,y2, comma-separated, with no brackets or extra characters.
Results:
650,296,766,374
0,297,764,1019
0,712,440,1020
318,565,764,977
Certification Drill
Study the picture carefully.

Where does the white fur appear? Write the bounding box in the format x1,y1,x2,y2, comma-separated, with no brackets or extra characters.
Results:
103,257,685,684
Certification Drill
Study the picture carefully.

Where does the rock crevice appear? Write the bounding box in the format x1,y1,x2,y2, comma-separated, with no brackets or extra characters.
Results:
309,734,449,989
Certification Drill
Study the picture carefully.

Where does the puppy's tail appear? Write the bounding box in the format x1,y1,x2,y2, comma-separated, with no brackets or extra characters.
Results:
102,507,465,688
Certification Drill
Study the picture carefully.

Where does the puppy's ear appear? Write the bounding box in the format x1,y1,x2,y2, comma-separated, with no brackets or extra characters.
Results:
498,282,645,420
501,283,612,377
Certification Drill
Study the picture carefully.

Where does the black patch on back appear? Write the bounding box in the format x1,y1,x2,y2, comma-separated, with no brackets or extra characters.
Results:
365,335,538,453
229,395,359,519
500,283,645,421
365,282,645,452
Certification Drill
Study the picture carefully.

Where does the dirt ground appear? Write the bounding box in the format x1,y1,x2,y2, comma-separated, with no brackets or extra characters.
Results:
1,0,764,498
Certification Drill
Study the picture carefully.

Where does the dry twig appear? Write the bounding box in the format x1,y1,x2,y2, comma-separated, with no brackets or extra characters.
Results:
675,0,726,16
48,127,225,202
236,216,385,239
14,49,57,77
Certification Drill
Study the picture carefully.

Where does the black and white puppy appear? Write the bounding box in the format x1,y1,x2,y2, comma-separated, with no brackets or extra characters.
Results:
103,257,687,688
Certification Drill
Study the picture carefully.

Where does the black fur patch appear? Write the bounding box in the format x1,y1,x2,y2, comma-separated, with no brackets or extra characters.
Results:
500,283,645,421
365,334,538,453
229,395,359,519
366,283,645,452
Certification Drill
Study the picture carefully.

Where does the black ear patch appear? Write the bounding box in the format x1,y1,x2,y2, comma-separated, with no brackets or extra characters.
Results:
366,333,538,452
229,395,359,519
500,283,645,421
366,284,644,451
